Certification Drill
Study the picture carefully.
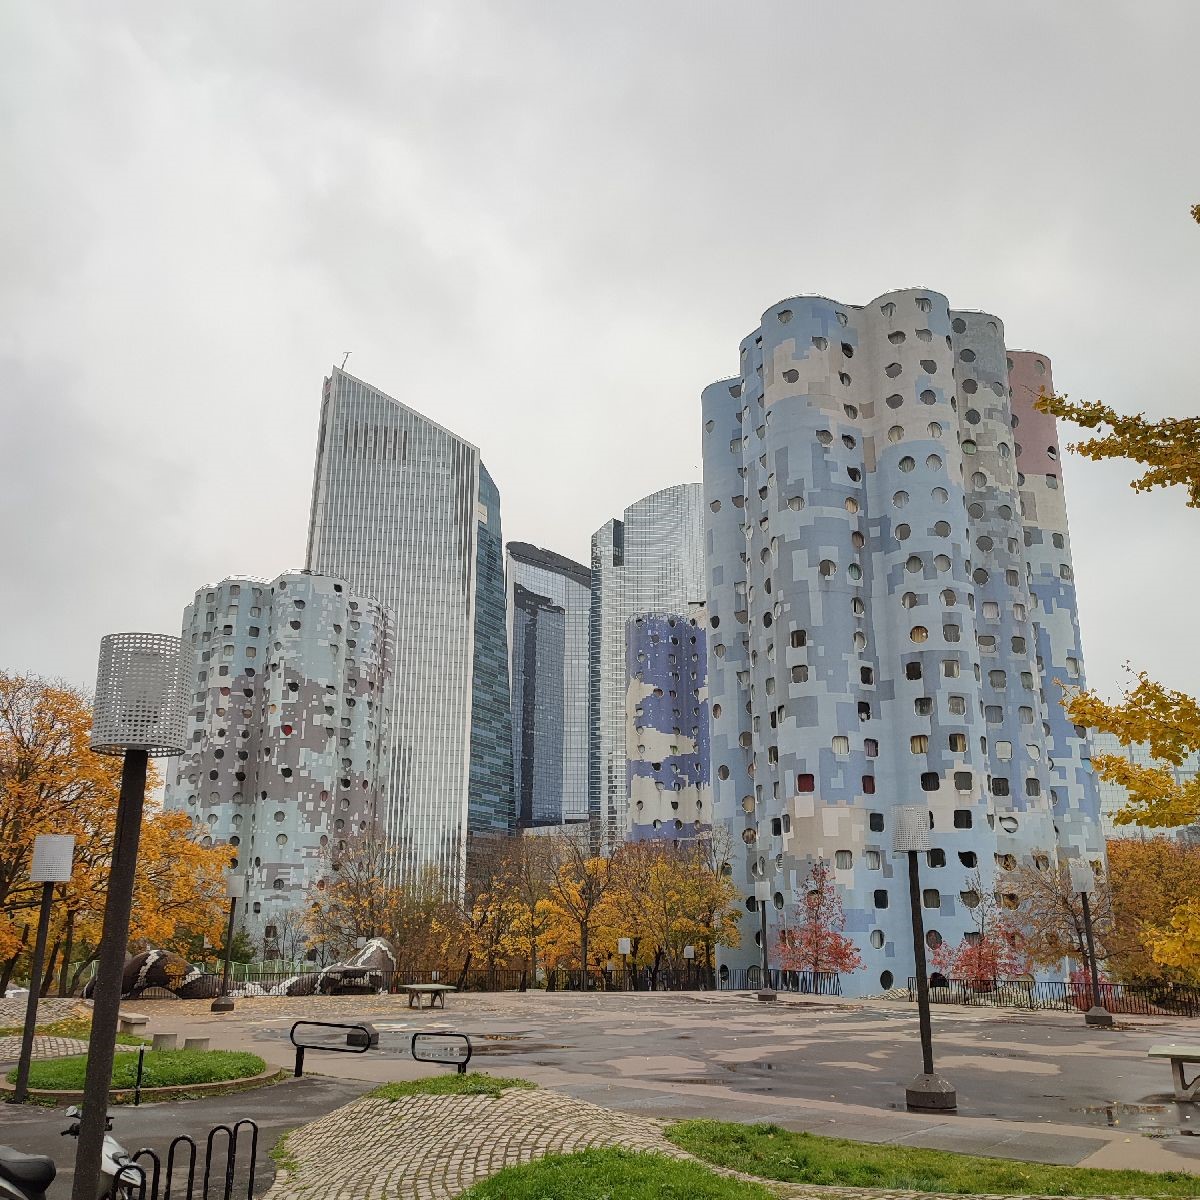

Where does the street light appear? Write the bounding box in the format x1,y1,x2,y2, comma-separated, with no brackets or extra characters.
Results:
11,835,75,1103
755,880,775,1000
1069,859,1112,1029
211,872,247,1013
893,805,956,1112
74,634,189,1200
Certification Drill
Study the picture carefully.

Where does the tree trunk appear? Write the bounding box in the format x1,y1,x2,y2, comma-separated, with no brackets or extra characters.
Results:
580,922,589,991
40,938,61,997
650,947,663,991
0,923,30,994
456,953,472,991
59,910,76,996
69,951,100,997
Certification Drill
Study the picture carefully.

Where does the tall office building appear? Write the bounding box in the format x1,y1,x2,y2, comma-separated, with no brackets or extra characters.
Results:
703,288,1104,996
589,483,706,847
164,572,391,945
506,542,591,827
306,368,513,892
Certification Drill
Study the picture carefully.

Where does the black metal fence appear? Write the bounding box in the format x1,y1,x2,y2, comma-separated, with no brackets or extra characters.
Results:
131,963,718,998
906,977,1200,1018
717,967,843,996
128,962,846,999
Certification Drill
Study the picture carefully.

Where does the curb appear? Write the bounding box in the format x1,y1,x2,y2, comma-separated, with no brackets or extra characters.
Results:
0,1064,286,1105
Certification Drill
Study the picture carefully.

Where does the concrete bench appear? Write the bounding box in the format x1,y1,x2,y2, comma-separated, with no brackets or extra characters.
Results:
1147,1043,1200,1101
404,984,457,1010
118,1013,149,1035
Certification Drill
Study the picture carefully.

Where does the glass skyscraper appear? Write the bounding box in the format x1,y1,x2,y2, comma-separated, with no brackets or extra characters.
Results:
305,368,512,892
589,484,706,848
506,542,591,827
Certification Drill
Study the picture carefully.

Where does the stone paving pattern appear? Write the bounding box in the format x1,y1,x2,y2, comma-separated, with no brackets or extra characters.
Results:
0,998,87,1027
265,1087,1171,1200
0,1034,90,1062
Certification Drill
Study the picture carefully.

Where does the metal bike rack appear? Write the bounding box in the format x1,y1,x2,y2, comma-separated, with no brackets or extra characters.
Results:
288,1020,375,1078
410,1031,472,1075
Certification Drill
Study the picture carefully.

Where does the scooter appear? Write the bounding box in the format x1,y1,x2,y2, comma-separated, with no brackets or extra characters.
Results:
0,1106,140,1200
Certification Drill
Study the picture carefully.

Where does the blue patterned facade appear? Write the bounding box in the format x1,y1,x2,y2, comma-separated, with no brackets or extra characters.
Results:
625,612,711,840
702,289,1104,997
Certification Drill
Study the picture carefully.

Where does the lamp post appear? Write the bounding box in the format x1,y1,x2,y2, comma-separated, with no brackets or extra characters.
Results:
11,835,75,1103
755,881,774,999
211,872,246,1013
1069,859,1112,1028
893,806,956,1112
74,634,189,1200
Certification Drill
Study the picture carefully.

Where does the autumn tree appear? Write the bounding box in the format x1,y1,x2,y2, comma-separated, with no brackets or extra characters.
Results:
543,831,619,986
927,871,1030,984
459,841,525,986
1001,859,1111,974
1034,206,1200,828
505,835,556,981
775,859,863,976
0,673,228,993
1106,837,1200,985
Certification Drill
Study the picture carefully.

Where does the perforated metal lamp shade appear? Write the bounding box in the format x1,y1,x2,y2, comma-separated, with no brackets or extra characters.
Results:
892,805,934,854
90,633,191,757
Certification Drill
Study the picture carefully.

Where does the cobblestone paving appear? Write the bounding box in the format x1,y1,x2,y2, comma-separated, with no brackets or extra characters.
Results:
267,1087,1135,1200
0,1034,142,1063
0,997,87,1027
0,1034,90,1062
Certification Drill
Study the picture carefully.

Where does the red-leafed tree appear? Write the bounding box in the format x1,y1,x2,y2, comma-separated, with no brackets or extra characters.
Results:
929,871,1031,983
775,859,863,975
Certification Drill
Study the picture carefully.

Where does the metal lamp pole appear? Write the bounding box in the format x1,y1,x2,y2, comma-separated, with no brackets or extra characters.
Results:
11,836,75,1103
72,634,189,1200
211,873,246,1013
756,882,775,1000
893,806,956,1112
1069,860,1112,1028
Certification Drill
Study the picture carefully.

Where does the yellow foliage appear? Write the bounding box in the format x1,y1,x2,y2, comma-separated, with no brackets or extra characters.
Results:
1147,899,1200,976
1036,392,1200,509
0,672,228,982
1063,671,1200,829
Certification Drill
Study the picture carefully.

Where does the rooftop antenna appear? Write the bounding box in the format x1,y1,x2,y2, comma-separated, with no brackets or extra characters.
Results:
340,351,351,370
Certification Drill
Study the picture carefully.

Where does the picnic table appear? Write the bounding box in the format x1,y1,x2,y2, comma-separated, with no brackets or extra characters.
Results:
403,983,457,1010
1147,1043,1200,1101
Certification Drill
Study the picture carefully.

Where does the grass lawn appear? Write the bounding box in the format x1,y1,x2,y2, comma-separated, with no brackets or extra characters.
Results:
458,1148,772,1199
369,1073,535,1101
0,1015,146,1045
666,1120,1198,1198
9,1049,265,1092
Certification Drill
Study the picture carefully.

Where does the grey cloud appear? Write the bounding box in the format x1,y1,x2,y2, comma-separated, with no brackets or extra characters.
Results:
1,0,1195,704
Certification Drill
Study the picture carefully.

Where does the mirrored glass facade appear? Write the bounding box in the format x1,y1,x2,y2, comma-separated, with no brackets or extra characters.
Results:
506,542,590,827
306,368,511,892
589,484,705,848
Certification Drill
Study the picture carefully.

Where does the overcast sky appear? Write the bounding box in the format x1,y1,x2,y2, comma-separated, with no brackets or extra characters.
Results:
2,2,1195,709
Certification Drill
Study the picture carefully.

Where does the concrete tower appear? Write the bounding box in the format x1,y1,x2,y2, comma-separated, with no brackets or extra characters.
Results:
165,572,391,946
702,289,1103,997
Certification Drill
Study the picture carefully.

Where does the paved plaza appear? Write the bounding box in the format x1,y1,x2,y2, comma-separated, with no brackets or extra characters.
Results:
2,990,1197,1198
119,990,1200,1170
